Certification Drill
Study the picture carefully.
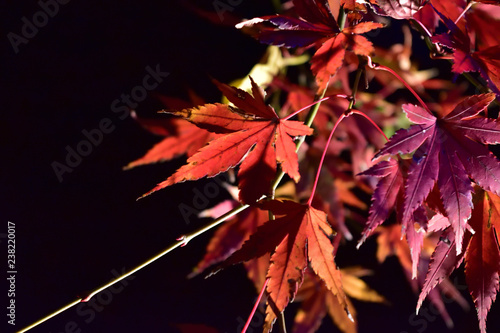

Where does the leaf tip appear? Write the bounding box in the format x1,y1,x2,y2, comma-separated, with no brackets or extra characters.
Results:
137,188,155,201
136,194,147,201
466,223,475,235
235,18,264,29
357,230,373,249
347,309,354,323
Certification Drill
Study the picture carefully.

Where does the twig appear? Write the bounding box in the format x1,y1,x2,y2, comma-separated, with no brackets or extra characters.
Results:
17,203,250,333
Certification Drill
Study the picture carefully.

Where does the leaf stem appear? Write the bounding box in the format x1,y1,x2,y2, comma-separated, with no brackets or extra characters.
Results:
241,278,269,333
411,18,432,39
17,203,250,333
283,95,348,120
350,110,389,142
308,112,347,206
462,72,490,94
348,68,363,110
454,1,474,25
367,57,433,115
283,96,330,120
304,87,329,128
338,5,347,31
307,65,367,205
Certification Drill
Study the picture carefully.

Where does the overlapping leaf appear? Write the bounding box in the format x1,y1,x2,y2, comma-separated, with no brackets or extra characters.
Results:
375,93,499,254
417,226,469,312
125,117,217,169
141,78,312,203
431,4,500,95
293,267,385,333
417,189,500,333
375,223,469,327
465,190,500,333
358,157,432,278
189,202,269,279
357,158,406,246
218,199,348,332
125,93,217,169
236,0,383,90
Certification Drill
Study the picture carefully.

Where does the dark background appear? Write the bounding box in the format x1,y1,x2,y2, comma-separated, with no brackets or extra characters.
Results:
2,1,499,333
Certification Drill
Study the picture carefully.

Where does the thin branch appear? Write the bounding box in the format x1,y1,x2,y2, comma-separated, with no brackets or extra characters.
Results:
348,68,363,110
17,203,250,333
462,72,490,94
17,299,82,333
338,5,347,31
178,204,250,246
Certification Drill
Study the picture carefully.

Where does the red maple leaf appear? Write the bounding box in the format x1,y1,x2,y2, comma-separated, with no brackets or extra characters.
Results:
189,202,269,282
465,190,500,333
418,188,500,333
374,93,499,254
217,199,349,331
465,4,500,51
236,0,383,90
358,157,435,278
125,93,217,169
125,116,217,169
293,271,358,333
416,225,470,312
310,21,383,91
140,78,312,203
431,4,500,96
357,158,407,245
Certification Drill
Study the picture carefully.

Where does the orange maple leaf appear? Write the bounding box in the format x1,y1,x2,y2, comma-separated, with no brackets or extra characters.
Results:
141,78,313,203
217,199,349,331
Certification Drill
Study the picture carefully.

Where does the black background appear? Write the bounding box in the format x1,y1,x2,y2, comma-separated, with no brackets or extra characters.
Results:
2,1,500,333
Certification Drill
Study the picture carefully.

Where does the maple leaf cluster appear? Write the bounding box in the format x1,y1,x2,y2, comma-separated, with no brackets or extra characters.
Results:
127,0,500,332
